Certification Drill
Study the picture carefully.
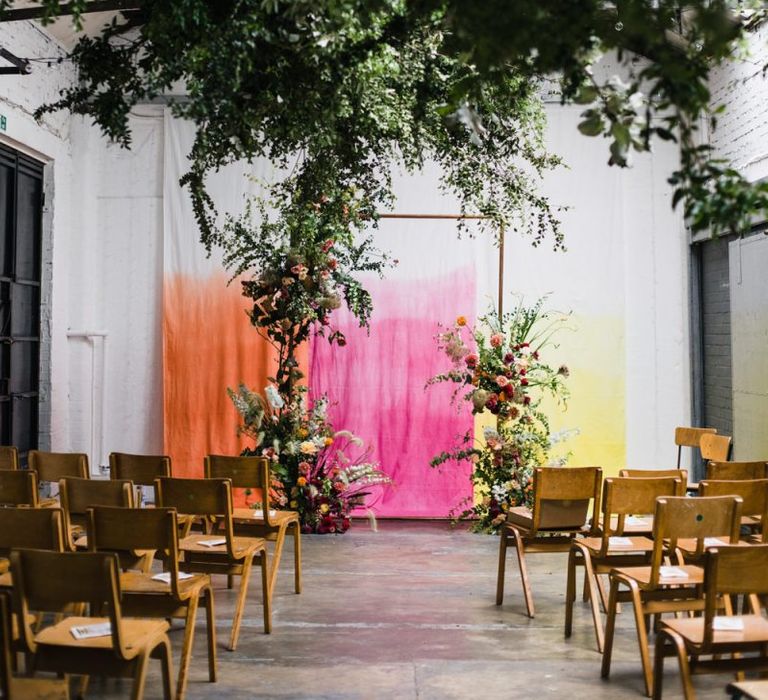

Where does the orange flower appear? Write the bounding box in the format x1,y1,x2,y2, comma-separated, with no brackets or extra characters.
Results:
456,315,467,327
297,476,307,487
324,437,334,446
297,427,309,438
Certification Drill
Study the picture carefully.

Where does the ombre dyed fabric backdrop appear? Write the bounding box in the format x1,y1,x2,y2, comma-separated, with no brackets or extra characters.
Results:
163,117,497,515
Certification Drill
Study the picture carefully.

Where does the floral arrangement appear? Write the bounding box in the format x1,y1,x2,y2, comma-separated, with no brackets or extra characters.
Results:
429,298,574,532
228,382,391,534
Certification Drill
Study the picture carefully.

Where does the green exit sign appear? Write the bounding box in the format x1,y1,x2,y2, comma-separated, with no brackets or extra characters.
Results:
0,115,6,132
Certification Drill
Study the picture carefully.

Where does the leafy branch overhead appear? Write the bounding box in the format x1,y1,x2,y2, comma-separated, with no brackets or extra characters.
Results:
14,0,768,242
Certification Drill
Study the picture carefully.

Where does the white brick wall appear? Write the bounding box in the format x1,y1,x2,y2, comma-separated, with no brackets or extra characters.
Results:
709,22,768,182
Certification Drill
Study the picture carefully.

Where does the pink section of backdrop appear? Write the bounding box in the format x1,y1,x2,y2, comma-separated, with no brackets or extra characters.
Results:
309,268,475,517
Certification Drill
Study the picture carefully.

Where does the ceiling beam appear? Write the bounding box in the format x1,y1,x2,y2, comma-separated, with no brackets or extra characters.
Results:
0,1,142,22
0,46,30,74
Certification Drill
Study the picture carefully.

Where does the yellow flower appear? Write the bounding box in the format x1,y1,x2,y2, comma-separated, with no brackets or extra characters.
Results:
297,428,309,438
297,476,307,487
324,437,334,446
456,315,467,327
320,503,330,514
299,441,317,455
289,500,298,509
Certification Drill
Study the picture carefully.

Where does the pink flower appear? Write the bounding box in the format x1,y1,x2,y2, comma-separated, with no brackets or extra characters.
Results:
327,258,338,270
495,375,509,388
465,353,478,368
298,461,311,475
290,263,308,280
319,270,331,280
321,239,335,253
490,333,504,348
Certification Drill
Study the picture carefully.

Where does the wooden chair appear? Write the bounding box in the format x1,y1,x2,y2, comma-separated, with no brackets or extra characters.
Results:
699,478,768,542
1,592,70,700
155,477,271,649
59,477,134,551
0,507,67,583
110,452,172,506
0,446,19,471
29,451,89,508
205,454,301,598
87,505,217,698
0,469,39,507
601,495,743,697
565,476,681,652
700,433,732,462
675,427,717,468
496,466,602,617
706,460,767,481
654,544,768,700
10,548,174,700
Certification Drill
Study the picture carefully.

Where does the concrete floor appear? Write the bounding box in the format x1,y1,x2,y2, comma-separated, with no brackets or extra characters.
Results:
88,521,728,699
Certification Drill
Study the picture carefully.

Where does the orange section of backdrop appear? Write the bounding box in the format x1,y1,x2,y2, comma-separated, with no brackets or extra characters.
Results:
163,272,308,477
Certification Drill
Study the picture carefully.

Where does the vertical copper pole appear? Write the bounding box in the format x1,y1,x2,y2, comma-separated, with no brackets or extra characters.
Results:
498,224,505,317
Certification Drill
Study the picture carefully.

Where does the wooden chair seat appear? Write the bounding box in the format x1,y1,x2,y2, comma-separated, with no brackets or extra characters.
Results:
0,558,7,575
35,616,169,658
598,514,654,535
180,533,264,559
119,570,210,598
611,564,704,587
662,614,768,647
727,680,768,700
232,507,299,525
674,537,750,558
0,573,12,590
578,536,655,553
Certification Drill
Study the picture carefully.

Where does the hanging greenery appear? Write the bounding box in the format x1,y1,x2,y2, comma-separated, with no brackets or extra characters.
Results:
11,0,768,241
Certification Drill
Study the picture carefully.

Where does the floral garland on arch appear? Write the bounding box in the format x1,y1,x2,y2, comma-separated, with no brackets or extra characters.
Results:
228,383,391,534
428,298,575,533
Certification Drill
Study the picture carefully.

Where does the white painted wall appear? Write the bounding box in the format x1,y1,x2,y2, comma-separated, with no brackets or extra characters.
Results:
0,21,164,471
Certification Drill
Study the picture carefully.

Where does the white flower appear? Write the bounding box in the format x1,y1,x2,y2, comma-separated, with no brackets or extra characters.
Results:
299,441,318,455
264,385,285,410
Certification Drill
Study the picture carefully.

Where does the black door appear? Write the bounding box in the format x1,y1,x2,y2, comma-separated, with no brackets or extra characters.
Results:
0,145,43,467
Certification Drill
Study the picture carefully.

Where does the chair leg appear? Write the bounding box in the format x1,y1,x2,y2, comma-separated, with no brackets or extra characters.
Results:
582,552,605,653
626,582,653,698
155,637,175,700
511,529,534,617
131,650,150,700
564,546,577,638
293,520,302,594
601,576,621,679
267,523,289,599
668,630,695,700
495,528,508,606
227,575,234,590
260,551,272,635
652,629,667,700
595,573,610,614
176,596,199,699
204,585,217,682
229,556,254,650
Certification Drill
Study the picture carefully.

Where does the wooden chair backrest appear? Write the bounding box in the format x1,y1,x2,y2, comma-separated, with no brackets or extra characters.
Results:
28,451,89,483
88,506,184,596
0,446,18,471
0,507,66,556
10,549,129,658
59,477,134,529
205,454,273,525
531,467,602,533
700,433,731,462
702,545,768,648
650,495,742,579
109,452,171,485
0,468,38,507
618,469,688,495
675,426,717,467
706,460,767,481
599,477,681,550
699,479,768,539
155,477,237,555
